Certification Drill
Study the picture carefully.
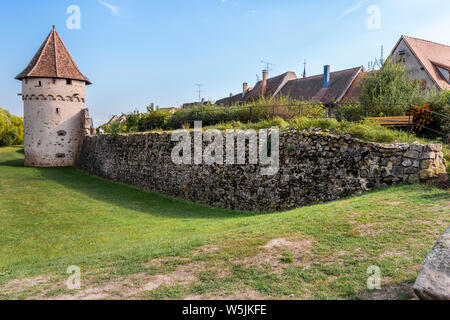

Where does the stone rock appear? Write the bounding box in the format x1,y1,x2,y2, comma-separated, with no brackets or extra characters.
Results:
421,152,436,160
420,169,435,180
404,150,419,159
410,142,424,153
427,144,442,152
413,228,450,300
421,159,434,170
402,159,413,167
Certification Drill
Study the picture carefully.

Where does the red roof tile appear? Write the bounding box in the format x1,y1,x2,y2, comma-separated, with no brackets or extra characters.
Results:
243,72,297,102
16,27,91,85
400,36,450,90
277,66,362,104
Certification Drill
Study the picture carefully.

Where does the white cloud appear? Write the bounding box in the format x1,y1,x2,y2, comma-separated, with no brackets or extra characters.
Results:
99,0,120,16
339,0,367,19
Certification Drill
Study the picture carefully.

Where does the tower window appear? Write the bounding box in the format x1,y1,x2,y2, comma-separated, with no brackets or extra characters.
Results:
56,108,61,115
35,81,42,87
66,79,72,85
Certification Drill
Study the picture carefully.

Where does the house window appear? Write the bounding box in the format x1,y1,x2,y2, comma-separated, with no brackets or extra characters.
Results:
66,79,72,85
437,66,450,84
398,50,406,56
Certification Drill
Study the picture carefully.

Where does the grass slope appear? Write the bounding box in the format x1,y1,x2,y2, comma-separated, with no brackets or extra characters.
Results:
0,147,448,300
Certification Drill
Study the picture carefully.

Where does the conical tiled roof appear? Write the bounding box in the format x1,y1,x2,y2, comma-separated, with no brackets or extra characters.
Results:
16,27,91,85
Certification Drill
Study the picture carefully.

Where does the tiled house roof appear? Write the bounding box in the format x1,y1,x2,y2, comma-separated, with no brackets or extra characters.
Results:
340,70,371,103
16,27,91,85
276,66,363,104
396,36,450,90
216,92,246,106
242,72,297,102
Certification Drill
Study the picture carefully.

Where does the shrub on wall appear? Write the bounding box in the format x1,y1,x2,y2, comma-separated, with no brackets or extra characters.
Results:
0,107,24,147
359,59,422,117
165,97,325,129
425,90,450,135
334,104,366,122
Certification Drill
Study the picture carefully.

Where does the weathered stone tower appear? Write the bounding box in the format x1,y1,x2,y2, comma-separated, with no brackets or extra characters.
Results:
15,26,92,167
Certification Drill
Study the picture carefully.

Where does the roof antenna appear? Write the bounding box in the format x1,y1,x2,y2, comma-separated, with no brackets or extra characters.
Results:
261,60,274,76
302,59,307,78
196,84,204,102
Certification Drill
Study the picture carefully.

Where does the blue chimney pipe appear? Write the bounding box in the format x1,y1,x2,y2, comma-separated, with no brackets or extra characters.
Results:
323,65,330,89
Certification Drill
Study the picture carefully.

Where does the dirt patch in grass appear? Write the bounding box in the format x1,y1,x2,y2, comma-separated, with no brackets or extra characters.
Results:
2,276,52,296
51,260,205,300
351,222,388,236
380,249,408,259
387,201,404,206
241,238,314,271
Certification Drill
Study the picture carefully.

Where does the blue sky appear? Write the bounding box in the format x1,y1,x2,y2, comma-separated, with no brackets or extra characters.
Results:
0,0,449,125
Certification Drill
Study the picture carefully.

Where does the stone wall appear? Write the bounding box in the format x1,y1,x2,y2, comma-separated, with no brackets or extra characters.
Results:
78,129,447,212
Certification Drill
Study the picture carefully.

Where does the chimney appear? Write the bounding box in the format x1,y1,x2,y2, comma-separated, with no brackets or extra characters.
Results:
229,93,233,97
262,70,268,96
243,82,248,96
323,65,330,89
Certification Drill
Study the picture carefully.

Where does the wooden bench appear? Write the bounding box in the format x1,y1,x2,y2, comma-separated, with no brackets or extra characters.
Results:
366,116,412,127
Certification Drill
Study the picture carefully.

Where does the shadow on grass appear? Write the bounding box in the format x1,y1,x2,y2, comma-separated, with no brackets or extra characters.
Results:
37,166,256,220
0,159,24,167
354,279,417,300
1,148,254,219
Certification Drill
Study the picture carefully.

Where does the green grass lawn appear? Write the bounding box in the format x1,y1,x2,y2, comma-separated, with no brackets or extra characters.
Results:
0,146,449,300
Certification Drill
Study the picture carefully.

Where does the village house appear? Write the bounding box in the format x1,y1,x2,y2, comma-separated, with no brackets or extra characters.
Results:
216,66,365,115
215,36,450,111
390,35,450,92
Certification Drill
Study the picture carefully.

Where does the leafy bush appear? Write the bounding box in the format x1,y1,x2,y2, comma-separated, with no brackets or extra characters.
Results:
359,59,422,117
334,104,366,122
165,97,325,130
103,121,126,139
138,110,169,131
424,90,450,135
0,107,24,146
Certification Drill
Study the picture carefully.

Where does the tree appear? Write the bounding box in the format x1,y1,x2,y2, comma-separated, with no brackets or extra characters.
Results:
359,59,422,117
0,107,24,147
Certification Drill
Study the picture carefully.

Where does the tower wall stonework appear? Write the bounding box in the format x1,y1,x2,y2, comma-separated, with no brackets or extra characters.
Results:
22,78,86,167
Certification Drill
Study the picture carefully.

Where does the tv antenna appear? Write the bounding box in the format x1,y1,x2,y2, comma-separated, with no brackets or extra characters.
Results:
196,84,204,102
302,59,307,78
367,45,385,71
261,60,274,75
